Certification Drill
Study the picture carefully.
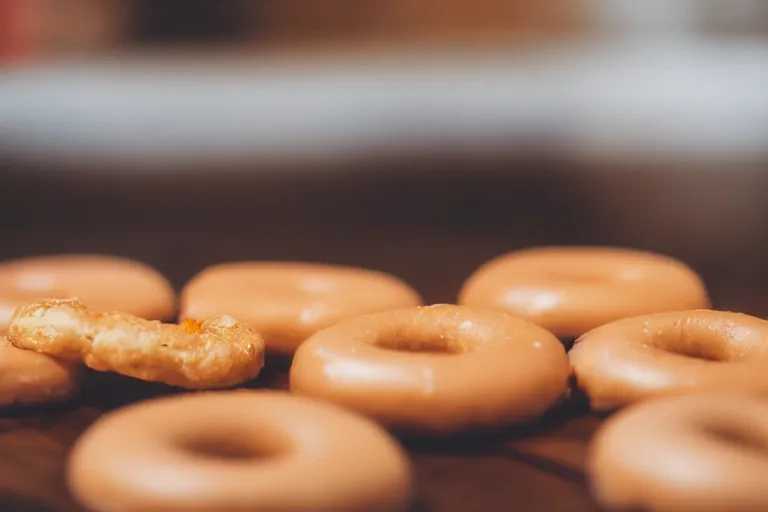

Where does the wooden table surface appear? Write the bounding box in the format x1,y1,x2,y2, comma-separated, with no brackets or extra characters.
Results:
1,168,766,511
1,229,756,512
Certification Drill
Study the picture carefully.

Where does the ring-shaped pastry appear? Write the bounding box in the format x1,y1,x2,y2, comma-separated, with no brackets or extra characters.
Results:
459,247,710,339
0,254,175,332
67,391,413,512
570,309,768,411
589,394,768,512
180,262,422,355
0,338,80,407
290,304,569,434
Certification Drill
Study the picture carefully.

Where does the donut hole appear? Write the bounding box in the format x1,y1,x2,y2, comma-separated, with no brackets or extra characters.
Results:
371,326,470,355
654,342,728,362
649,331,731,362
180,430,289,462
701,421,768,455
185,438,265,460
374,337,465,354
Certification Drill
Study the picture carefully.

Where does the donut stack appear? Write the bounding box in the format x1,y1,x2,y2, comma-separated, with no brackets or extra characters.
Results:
1,247,765,512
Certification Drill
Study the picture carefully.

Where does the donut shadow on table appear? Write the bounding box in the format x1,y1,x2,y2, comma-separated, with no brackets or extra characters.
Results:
77,354,293,411
77,371,187,410
0,364,288,419
404,494,431,512
241,357,291,391
397,394,589,451
0,399,79,420
0,493,59,512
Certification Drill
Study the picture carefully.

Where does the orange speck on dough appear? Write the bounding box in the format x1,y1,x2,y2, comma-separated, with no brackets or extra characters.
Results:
181,319,204,334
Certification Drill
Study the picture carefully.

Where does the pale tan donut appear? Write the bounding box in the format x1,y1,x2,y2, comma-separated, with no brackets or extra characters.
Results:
180,262,422,355
0,254,175,332
68,390,413,512
459,247,710,339
589,394,768,512
290,304,569,434
570,310,768,411
0,337,80,407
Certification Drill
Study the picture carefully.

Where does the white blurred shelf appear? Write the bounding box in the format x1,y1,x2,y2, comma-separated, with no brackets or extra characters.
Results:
1,41,767,172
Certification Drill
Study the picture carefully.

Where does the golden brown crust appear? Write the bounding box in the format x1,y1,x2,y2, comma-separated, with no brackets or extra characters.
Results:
67,390,413,512
570,309,768,411
290,304,569,433
180,262,422,355
459,246,710,339
7,298,265,389
589,394,768,512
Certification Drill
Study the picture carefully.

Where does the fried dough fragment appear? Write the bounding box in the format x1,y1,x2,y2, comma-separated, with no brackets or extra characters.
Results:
7,298,265,389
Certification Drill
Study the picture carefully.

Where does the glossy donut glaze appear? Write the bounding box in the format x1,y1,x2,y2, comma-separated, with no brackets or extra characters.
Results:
180,262,422,355
459,247,709,339
0,338,80,407
290,304,569,434
570,309,768,411
0,254,175,332
589,394,768,512
68,390,413,512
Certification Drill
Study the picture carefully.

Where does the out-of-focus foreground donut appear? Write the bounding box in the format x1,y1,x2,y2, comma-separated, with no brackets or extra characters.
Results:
0,338,80,407
180,262,422,355
570,309,768,411
0,254,175,332
290,304,569,434
68,391,413,512
589,394,768,512
458,246,709,339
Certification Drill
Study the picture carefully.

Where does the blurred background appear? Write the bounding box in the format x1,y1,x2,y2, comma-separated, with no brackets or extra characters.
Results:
1,0,767,312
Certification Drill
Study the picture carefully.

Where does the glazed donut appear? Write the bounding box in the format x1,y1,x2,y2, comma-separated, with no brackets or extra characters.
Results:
0,337,80,407
180,262,422,355
290,304,569,434
570,310,768,411
589,394,768,512
458,247,709,339
68,390,413,512
9,298,265,389
0,254,175,332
